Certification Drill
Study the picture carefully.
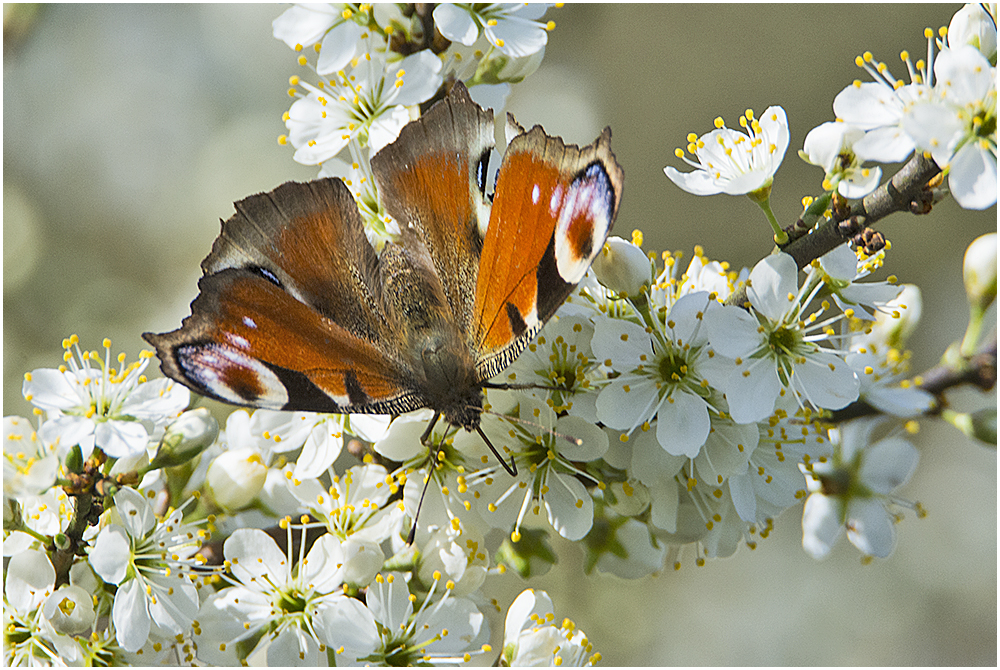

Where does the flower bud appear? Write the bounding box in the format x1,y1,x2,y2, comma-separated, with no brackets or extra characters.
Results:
591,236,650,297
963,232,997,313
149,408,219,469
948,3,997,62
42,585,96,635
493,528,555,578
206,448,267,511
970,408,997,446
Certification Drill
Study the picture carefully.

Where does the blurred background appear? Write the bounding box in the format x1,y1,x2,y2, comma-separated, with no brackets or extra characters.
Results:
4,4,995,665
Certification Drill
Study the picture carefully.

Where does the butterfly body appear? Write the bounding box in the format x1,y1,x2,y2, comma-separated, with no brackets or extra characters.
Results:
144,83,623,442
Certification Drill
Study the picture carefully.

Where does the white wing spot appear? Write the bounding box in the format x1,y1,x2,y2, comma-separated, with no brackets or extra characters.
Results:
532,184,540,204
549,184,564,216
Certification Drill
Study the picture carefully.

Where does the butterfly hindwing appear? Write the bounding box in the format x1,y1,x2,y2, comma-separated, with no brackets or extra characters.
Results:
371,82,495,333
472,124,624,379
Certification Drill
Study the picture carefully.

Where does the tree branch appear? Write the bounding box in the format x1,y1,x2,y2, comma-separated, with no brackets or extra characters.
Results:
726,153,942,308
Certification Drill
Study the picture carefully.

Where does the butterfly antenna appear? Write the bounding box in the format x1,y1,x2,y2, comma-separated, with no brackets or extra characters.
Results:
475,424,518,476
407,415,446,545
478,406,583,447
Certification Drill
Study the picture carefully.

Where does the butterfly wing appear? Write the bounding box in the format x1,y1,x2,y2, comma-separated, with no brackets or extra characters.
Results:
370,82,495,332
472,124,624,380
144,178,424,415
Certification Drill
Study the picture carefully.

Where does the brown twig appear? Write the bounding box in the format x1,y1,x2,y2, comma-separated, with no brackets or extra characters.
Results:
726,153,942,307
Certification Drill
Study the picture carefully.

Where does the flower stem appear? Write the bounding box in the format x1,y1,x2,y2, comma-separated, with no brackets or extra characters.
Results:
754,196,788,245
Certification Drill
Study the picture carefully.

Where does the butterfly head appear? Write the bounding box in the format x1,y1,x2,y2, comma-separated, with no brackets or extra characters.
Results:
417,333,484,433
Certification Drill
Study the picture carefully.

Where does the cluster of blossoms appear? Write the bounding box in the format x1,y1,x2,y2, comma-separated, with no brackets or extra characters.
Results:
4,4,995,666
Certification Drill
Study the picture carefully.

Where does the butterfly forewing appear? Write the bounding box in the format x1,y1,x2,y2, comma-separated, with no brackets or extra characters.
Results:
471,125,624,380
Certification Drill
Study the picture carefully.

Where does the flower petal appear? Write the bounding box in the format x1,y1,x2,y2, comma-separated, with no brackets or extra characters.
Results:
89,525,131,585
747,253,799,321
791,350,860,410
432,4,478,45
801,493,843,559
654,390,711,458
316,20,363,75
113,578,151,652
846,498,896,557
860,437,919,493
949,140,997,210
543,472,593,540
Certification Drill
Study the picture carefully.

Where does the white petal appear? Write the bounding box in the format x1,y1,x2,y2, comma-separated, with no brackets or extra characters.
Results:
489,20,548,57
595,377,659,431
802,121,853,171
758,105,790,171
389,50,443,107
367,572,413,634
89,525,131,585
724,359,781,423
505,589,554,644
543,472,593,540
833,82,903,129
272,4,338,48
432,4,478,45
665,291,712,345
38,414,94,455
664,165,726,196
113,578,151,652
147,572,199,634
728,470,757,522
413,597,485,652
293,423,343,479
317,595,380,659
864,385,935,417
555,415,608,462
316,20,363,75
901,102,965,167
791,351,860,410
4,549,54,611
846,499,896,557
747,253,799,321
853,125,915,163
838,165,882,199
591,314,653,367
121,378,189,422
224,528,290,585
949,141,997,210
367,105,412,153
703,304,761,358
934,45,995,105
23,369,82,411
114,486,156,538
654,390,711,458
801,494,844,559
860,437,919,493
94,420,150,459
268,626,319,666
818,243,858,281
